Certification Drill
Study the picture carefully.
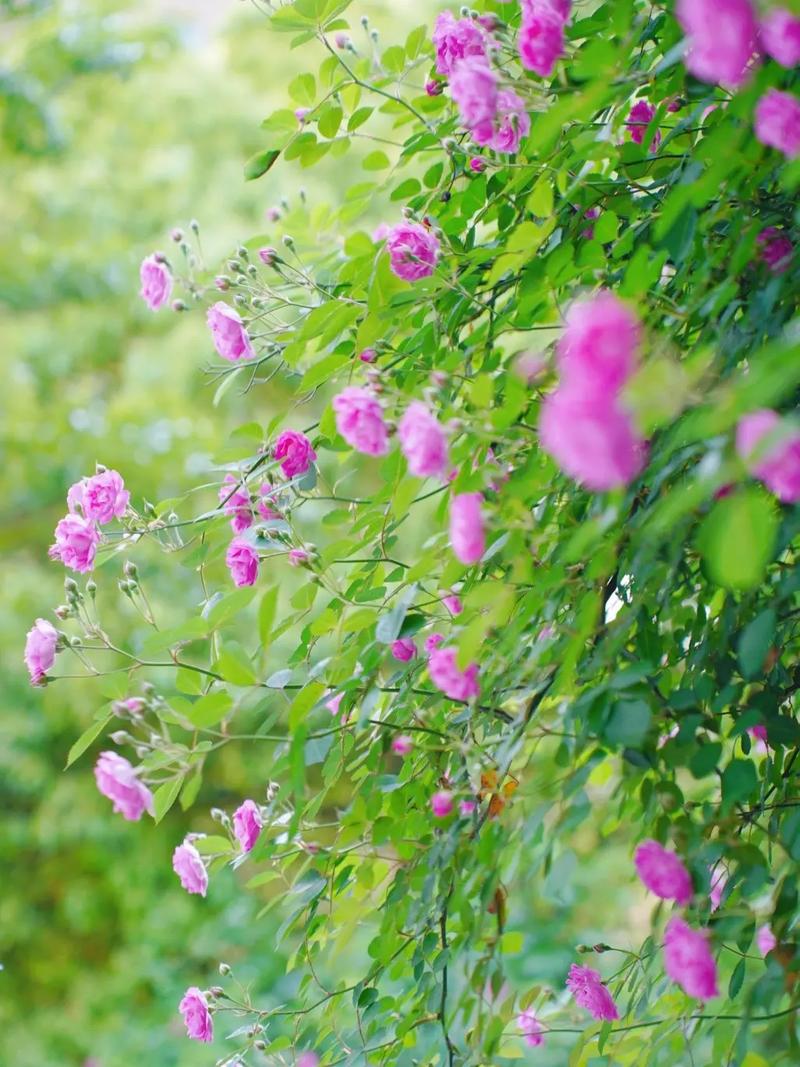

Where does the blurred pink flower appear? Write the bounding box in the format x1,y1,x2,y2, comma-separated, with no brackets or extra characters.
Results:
449,492,485,564
207,302,254,362
663,917,719,1000
737,409,800,502
429,646,479,701
94,751,154,821
755,89,800,158
179,987,213,1042
173,840,208,896
139,254,172,310
676,0,757,87
634,839,693,905
25,618,58,685
566,964,619,1021
333,386,389,455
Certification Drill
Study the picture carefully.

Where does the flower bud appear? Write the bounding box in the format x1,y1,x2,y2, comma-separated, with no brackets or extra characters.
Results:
237,245,249,260
124,561,138,580
254,1041,267,1051
54,604,71,620
65,578,79,595
190,219,200,233
425,79,444,97
170,227,183,242
247,264,257,277
228,259,244,273
135,744,149,758
153,251,167,264
209,986,225,998
215,275,231,291
171,300,188,312
118,580,133,597
219,962,232,976
282,234,294,248
233,293,247,307
335,32,349,48
258,246,279,266
360,14,369,28
85,580,97,598
359,347,377,363
110,731,131,745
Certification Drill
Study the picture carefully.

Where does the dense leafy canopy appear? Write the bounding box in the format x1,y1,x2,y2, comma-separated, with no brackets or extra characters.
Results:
10,0,800,1065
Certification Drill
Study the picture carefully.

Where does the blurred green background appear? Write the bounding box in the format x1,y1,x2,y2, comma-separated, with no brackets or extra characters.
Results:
0,2,653,1064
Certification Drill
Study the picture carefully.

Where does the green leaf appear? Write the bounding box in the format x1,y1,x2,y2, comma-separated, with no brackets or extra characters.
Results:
152,776,184,823
376,583,418,644
721,759,757,812
288,72,316,106
259,586,279,645
244,148,280,181
65,714,112,769
213,642,258,686
737,609,776,680
697,489,778,592
289,682,327,729
186,690,233,729
604,698,652,748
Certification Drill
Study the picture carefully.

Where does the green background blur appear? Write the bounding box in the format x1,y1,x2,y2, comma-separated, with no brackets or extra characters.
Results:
0,3,649,1064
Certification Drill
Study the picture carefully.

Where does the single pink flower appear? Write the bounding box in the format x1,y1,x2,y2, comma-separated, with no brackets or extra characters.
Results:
517,1008,545,1048
428,646,479,701
425,78,444,97
760,9,800,68
333,386,389,455
218,474,253,533
398,401,449,478
737,409,800,503
74,469,130,524
49,513,101,573
288,548,309,567
266,206,281,222
391,734,413,756
334,32,348,49
206,302,255,362
431,11,488,76
359,347,377,363
449,492,485,565
663,916,719,1001
627,100,661,150
233,799,263,853
488,90,531,154
385,221,441,281
25,618,59,685
757,923,777,956
469,156,486,173
749,724,769,753
173,840,209,896
755,89,800,158
274,430,316,478
450,58,498,137
676,0,757,87
226,538,259,587
425,632,445,653
566,964,619,1021
634,839,693,906
557,291,641,394
539,386,646,491
326,691,345,717
179,987,213,1042
443,594,462,616
709,865,727,911
431,789,454,817
757,227,793,274
519,7,565,77
94,751,154,821
139,254,172,310
391,638,417,662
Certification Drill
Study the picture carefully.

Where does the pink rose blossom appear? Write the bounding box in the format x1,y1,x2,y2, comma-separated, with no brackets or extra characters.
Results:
173,840,208,896
258,246,278,265
676,0,757,87
488,90,531,154
749,724,769,753
634,839,693,906
333,386,389,455
359,347,377,363
94,751,154,821
627,100,661,150
431,789,454,817
760,9,800,68
73,469,129,524
425,632,445,653
450,58,498,140
219,474,253,533
326,691,344,717
557,291,641,394
449,492,485,565
288,548,309,567
139,254,172,311
755,89,800,158
443,594,462,616
757,923,777,956
391,734,413,756
663,916,719,1000
432,11,487,76
566,964,619,1021
519,8,565,78
539,387,646,491
385,221,441,281
757,227,793,274
425,78,444,97
257,481,280,520
226,538,259,587
233,799,263,853
49,513,100,573
469,156,486,173
429,646,480,701
391,638,417,662
179,987,213,1042
399,401,449,478
274,430,316,478
25,618,59,685
266,206,281,222
737,409,800,503
523,0,572,18
460,799,477,816
206,302,255,362
517,1008,544,1048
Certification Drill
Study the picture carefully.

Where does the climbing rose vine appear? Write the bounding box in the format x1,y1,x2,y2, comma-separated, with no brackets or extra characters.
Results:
27,1,800,1064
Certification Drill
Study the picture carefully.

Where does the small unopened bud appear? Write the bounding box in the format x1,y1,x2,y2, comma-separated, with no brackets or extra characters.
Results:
118,580,133,597
134,744,149,758
266,206,281,222
65,578,79,595
593,943,610,953
143,499,158,517
247,264,257,277
440,190,451,203
334,32,349,48
85,580,97,598
266,781,280,801
282,234,294,248
215,275,230,291
258,246,279,266
54,605,71,620
218,962,232,977
153,250,167,264
359,347,377,363
171,299,188,312
370,28,379,42
170,227,183,242
576,943,592,954
228,259,244,273
360,14,369,28
254,1041,267,1051
190,219,200,233
124,561,138,580
237,245,249,260
110,731,131,745
425,79,444,97
209,986,225,998
69,635,82,648
233,293,247,307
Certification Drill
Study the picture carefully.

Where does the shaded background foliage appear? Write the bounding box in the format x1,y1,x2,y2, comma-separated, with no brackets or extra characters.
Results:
3,1,800,1066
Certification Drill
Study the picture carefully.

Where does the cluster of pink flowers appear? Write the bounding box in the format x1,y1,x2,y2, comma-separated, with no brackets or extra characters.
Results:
49,468,129,573
384,220,441,281
94,751,154,821
519,0,572,78
736,409,800,503
627,100,661,152
139,253,172,310
566,964,619,1021
24,618,59,685
539,291,646,490
207,302,255,361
